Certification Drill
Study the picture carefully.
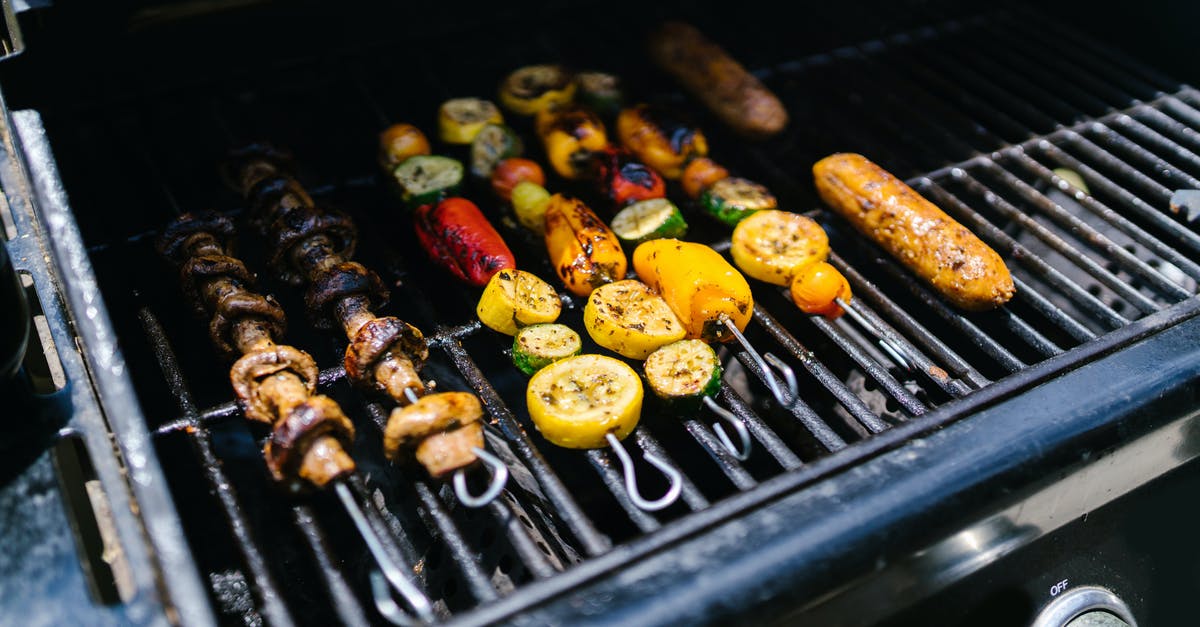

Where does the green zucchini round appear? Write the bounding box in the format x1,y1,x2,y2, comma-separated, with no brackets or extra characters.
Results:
393,155,464,207
644,339,722,407
512,323,583,375
610,198,688,247
699,177,778,227
470,123,524,178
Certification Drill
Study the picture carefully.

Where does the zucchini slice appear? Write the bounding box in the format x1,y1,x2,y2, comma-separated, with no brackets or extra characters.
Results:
610,198,688,247
470,123,524,178
512,323,582,375
583,279,686,360
644,339,722,406
730,209,830,286
438,98,504,145
574,71,624,118
499,64,577,116
699,177,778,227
526,354,643,449
477,268,562,336
392,155,464,207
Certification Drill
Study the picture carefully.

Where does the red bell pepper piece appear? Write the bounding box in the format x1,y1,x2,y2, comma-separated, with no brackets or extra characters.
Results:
594,146,666,210
413,197,516,287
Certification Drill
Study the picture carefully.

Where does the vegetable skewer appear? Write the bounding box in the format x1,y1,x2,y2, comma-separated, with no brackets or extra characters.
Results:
609,97,919,372
515,102,772,460
377,120,682,512
157,211,435,623
491,84,787,458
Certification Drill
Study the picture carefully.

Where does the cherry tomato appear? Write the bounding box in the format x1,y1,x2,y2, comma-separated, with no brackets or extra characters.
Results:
491,158,546,202
378,123,431,170
790,261,852,318
680,157,730,199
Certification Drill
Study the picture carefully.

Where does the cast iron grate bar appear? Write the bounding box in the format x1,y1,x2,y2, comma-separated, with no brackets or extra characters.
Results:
681,418,758,491
1134,106,1200,156
1034,140,1200,256
995,151,1200,290
868,251,1059,363
1108,115,1200,178
139,307,295,626
292,505,373,627
636,428,710,512
436,334,614,556
920,178,1131,329
717,383,805,469
955,169,1162,315
140,305,370,627
751,305,918,424
829,253,1007,381
359,402,500,605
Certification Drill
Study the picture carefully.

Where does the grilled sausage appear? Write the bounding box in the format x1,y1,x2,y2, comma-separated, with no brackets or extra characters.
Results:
812,153,1015,311
647,21,788,139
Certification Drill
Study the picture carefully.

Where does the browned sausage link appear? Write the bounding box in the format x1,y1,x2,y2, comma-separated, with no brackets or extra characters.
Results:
264,395,356,489
647,21,788,139
812,153,1015,311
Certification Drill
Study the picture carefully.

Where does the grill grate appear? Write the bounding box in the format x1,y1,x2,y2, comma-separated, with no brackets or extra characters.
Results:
23,3,1200,625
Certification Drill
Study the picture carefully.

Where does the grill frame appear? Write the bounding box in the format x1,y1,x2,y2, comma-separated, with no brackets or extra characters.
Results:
5,1,1200,625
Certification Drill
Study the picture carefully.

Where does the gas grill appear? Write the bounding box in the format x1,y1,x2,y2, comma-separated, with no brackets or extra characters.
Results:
3,1,1200,625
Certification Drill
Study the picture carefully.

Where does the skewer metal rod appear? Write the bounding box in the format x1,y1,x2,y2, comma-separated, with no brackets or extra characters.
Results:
335,481,435,625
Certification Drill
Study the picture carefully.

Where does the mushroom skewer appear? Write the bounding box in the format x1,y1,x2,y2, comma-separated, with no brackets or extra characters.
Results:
157,211,434,624
225,144,508,508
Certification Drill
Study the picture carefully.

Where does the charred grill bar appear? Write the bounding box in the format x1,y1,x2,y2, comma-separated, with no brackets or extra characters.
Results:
4,1,1200,625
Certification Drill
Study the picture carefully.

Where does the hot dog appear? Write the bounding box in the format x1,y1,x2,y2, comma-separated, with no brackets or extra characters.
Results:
812,153,1015,311
647,21,788,139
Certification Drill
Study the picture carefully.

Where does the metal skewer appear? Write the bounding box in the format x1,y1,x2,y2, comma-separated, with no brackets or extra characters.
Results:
400,387,510,508
336,482,436,626
605,433,683,512
702,396,752,461
721,316,799,407
835,297,914,371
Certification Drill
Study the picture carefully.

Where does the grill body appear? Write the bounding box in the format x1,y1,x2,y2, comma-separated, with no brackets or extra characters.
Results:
2,1,1200,625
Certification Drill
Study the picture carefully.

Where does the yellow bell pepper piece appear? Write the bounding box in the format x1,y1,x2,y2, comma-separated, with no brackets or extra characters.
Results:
438,98,504,145
537,104,609,180
543,194,627,297
632,239,753,343
499,64,578,116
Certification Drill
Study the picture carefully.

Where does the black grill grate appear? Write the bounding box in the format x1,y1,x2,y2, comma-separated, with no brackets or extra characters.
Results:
23,3,1200,625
